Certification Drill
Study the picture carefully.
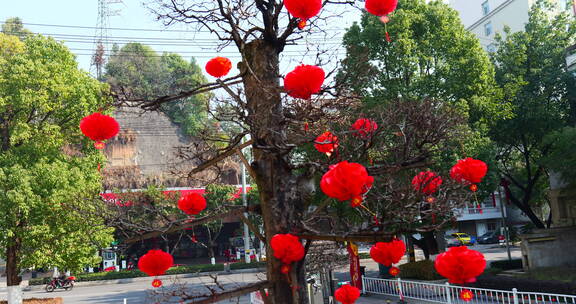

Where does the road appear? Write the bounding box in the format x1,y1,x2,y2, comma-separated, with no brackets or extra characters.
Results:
0,244,520,304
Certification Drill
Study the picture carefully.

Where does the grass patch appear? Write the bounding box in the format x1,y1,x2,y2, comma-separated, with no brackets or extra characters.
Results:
29,261,264,286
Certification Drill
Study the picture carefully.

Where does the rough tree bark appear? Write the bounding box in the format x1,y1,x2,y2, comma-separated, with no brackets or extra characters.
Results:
241,39,307,304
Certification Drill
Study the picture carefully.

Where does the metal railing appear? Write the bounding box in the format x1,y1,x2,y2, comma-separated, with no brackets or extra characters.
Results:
362,276,576,304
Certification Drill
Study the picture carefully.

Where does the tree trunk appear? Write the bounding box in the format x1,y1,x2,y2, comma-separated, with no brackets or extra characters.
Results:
241,39,307,304
6,236,23,304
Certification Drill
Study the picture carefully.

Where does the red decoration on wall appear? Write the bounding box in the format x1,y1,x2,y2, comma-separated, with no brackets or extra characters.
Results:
151,279,163,288
370,239,406,267
334,284,361,304
80,113,120,149
314,131,339,155
351,118,378,138
320,161,374,204
365,0,398,17
178,193,207,215
434,246,486,284
284,64,325,99
450,158,488,189
460,289,474,302
205,57,232,78
347,243,363,290
271,234,305,265
412,171,443,195
284,0,322,29
138,249,174,277
389,266,400,276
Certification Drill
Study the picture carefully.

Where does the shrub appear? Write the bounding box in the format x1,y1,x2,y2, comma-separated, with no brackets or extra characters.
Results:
399,260,443,281
28,261,261,285
472,274,576,295
490,259,522,270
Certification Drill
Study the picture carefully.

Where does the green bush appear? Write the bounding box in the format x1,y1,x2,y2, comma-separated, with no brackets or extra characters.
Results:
490,259,522,270
28,261,261,286
399,260,443,281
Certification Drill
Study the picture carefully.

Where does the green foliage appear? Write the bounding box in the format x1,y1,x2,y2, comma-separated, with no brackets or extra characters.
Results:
28,261,265,285
0,33,114,272
542,127,576,183
398,260,443,280
339,0,504,124
104,43,210,135
1,17,31,39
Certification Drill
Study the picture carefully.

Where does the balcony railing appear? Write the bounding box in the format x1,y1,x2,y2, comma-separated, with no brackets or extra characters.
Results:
455,206,503,221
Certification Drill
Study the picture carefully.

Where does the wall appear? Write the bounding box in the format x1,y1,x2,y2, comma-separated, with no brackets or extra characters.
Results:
521,227,576,269
449,0,509,28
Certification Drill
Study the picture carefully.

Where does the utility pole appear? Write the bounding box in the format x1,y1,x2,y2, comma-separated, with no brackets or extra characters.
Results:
92,0,122,80
497,185,512,261
241,137,251,263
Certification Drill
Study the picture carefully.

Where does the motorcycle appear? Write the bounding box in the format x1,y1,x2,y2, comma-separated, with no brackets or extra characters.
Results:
45,276,75,292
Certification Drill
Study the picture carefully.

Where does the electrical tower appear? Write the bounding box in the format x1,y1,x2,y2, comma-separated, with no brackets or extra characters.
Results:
91,0,123,80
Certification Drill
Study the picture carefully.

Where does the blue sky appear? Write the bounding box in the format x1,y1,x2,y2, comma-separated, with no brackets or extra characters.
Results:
1,0,360,78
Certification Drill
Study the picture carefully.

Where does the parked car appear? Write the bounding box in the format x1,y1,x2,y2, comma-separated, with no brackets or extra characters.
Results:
477,231,501,244
445,235,462,247
451,233,474,245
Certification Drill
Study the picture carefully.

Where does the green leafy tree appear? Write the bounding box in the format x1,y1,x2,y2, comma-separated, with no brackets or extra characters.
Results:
104,43,209,135
0,33,114,293
489,0,576,228
1,17,31,40
338,0,504,125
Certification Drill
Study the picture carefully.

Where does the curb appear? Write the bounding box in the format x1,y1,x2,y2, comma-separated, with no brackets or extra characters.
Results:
22,267,264,291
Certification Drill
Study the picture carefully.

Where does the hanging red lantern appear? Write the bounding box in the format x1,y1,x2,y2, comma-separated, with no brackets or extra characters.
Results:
320,161,374,204
389,266,400,277
284,0,322,29
284,64,325,99
314,131,339,155
178,193,207,216
351,118,378,138
151,279,163,288
365,0,398,17
205,57,232,78
270,234,305,264
450,157,487,184
80,113,120,149
460,289,474,302
334,284,361,304
412,171,443,195
138,249,174,277
434,246,486,284
370,239,406,267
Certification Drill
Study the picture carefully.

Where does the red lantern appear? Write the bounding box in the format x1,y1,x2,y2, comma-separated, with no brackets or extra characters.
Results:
365,0,398,17
412,171,443,195
80,113,120,149
314,131,339,155
335,284,361,304
351,118,378,138
460,289,474,302
138,249,174,277
284,64,325,99
280,264,291,274
178,193,207,215
284,0,322,29
434,246,486,284
320,161,374,203
270,234,305,264
151,279,163,288
450,158,488,188
370,239,406,267
389,266,400,276
205,57,232,78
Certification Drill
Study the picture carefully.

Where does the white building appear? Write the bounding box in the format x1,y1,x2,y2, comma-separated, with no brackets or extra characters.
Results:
449,0,575,52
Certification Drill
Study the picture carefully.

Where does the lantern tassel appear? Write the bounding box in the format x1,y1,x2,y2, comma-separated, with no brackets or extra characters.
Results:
385,23,391,43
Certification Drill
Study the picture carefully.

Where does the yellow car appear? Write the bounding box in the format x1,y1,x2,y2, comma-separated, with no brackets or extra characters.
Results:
451,233,474,245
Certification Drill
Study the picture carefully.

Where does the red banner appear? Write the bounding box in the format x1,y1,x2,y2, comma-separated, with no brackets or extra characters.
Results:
347,242,362,290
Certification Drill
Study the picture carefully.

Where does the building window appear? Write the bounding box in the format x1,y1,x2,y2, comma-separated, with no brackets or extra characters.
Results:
484,22,493,36
487,43,497,53
482,1,490,15
487,222,497,231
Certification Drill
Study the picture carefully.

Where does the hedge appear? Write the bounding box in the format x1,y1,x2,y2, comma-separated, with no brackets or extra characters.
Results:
471,274,576,295
29,261,265,286
399,260,443,281
490,259,523,270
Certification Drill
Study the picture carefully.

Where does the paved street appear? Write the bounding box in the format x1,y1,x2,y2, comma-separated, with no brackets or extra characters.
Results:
0,244,520,303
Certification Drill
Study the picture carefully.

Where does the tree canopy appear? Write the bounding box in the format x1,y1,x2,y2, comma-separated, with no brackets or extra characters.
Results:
0,33,113,285
104,43,210,136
